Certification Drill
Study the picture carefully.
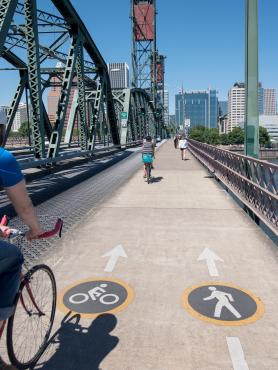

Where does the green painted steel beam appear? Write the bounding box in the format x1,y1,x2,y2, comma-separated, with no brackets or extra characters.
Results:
76,37,88,151
245,0,259,158
0,0,18,56
24,0,45,158
47,37,78,158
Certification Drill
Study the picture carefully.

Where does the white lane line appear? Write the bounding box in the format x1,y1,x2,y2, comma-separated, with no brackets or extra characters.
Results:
53,256,63,267
197,248,224,276
226,337,249,370
102,244,127,272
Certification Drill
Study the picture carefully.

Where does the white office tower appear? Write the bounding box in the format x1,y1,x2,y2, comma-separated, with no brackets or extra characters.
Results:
263,88,277,115
107,63,129,89
228,83,245,133
13,102,28,131
163,90,169,125
259,115,278,142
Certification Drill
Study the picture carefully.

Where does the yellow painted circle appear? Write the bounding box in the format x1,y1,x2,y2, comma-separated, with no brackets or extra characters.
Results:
181,282,264,326
57,277,134,318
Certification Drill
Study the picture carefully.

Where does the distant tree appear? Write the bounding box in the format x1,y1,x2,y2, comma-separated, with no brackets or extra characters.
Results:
18,121,31,137
189,126,206,142
189,126,220,144
220,133,229,145
259,126,271,147
204,128,220,145
228,127,244,145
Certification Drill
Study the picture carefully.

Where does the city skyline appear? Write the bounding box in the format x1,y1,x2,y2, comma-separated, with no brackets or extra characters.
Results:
1,1,278,116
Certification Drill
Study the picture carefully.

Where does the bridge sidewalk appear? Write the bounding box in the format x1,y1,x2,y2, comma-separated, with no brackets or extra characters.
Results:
41,140,278,369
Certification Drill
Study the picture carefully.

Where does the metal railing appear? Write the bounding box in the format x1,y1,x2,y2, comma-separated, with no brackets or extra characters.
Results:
188,139,278,235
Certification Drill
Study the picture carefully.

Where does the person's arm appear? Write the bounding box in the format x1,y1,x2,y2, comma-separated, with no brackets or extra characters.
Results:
203,294,214,301
5,180,43,239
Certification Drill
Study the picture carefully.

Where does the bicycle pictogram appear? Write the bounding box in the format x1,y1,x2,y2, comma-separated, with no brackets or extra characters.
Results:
58,278,134,317
69,283,120,306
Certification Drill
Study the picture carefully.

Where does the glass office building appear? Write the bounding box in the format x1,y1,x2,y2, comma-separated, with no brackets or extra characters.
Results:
219,101,228,116
175,93,185,127
175,89,218,128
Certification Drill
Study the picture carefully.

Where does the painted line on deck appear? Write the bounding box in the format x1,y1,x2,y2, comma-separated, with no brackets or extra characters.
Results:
226,337,249,370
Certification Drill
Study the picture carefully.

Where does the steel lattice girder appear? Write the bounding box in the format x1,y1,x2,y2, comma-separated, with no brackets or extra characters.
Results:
0,0,160,166
51,0,120,147
24,0,45,158
0,0,18,55
47,37,79,158
112,88,156,146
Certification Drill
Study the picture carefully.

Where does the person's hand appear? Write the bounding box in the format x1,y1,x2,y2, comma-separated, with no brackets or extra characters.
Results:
25,227,44,241
0,225,12,237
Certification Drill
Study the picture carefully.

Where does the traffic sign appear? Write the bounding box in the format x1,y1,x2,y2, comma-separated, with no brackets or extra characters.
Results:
120,111,128,119
181,282,264,326
58,278,134,318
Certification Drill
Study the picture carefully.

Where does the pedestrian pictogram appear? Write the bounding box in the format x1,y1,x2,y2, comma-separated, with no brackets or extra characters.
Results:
203,286,241,319
58,278,134,318
181,282,264,326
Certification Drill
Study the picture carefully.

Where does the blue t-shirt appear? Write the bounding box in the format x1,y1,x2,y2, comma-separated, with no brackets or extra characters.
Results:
0,148,23,188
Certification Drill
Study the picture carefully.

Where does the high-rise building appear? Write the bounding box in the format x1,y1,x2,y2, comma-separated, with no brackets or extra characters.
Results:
228,83,245,132
185,90,218,128
107,63,129,89
258,85,264,115
169,114,176,127
13,102,28,131
263,88,277,115
259,115,278,142
219,101,228,116
163,90,169,126
227,83,276,133
47,76,61,124
175,93,185,127
175,89,218,129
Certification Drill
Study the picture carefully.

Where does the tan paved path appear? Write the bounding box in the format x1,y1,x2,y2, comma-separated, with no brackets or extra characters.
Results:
35,141,278,369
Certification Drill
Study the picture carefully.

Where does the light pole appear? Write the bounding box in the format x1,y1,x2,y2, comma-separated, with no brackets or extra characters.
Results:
245,0,259,158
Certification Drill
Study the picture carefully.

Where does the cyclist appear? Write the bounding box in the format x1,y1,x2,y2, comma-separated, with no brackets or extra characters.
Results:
0,117,43,369
142,135,155,178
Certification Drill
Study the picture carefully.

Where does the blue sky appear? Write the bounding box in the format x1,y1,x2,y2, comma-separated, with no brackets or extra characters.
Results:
1,0,278,115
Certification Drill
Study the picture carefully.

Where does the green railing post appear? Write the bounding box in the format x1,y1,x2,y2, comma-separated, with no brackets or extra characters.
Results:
245,0,259,158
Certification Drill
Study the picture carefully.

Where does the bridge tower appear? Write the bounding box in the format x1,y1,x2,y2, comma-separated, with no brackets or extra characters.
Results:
131,0,159,134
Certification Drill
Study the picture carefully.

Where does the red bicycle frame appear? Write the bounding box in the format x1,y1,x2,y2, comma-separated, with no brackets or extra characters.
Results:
0,217,63,340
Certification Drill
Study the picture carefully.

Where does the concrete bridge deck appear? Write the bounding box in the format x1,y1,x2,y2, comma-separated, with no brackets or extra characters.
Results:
7,140,278,369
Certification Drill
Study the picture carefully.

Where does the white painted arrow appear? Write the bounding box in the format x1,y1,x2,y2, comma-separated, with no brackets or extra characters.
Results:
197,248,224,276
102,245,127,272
226,337,249,370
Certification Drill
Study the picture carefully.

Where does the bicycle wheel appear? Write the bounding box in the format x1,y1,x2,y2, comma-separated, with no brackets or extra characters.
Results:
7,264,56,369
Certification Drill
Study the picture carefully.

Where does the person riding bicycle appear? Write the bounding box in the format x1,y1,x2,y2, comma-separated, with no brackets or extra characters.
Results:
142,135,155,178
0,115,43,369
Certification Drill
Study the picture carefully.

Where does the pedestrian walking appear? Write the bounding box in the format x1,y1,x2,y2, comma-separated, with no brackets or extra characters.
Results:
178,135,188,160
174,135,178,149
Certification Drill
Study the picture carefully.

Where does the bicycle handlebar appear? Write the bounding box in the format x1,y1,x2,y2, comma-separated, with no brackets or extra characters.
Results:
0,216,63,239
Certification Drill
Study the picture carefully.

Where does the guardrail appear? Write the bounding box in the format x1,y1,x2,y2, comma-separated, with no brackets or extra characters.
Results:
188,139,278,236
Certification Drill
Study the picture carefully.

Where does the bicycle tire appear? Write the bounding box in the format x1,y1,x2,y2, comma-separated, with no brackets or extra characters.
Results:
7,264,56,369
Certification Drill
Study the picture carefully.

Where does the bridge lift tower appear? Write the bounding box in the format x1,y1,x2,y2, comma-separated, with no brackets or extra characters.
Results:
131,0,165,136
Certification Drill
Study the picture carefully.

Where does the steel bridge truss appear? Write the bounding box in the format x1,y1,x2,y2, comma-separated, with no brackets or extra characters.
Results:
113,88,156,147
0,0,157,166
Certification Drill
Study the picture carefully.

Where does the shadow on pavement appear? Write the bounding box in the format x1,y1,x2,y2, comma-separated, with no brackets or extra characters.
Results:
36,313,119,370
150,176,164,183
